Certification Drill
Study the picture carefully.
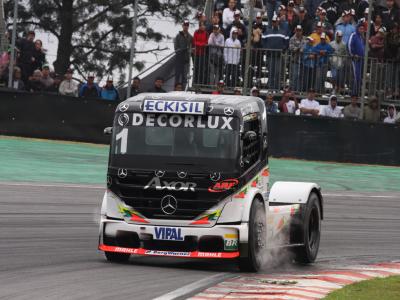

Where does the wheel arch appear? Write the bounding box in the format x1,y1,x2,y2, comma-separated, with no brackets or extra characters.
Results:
311,187,324,220
240,189,267,223
269,181,323,219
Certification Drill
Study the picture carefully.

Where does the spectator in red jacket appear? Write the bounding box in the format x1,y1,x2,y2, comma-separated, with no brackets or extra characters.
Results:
192,22,209,85
369,27,386,60
369,27,386,92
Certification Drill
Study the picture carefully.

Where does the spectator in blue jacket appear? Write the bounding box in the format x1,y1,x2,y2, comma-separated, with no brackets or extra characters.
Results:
101,77,120,101
79,73,101,98
302,36,317,92
347,21,366,96
336,10,356,44
262,15,289,89
305,0,324,19
265,93,279,113
313,32,334,93
265,0,282,25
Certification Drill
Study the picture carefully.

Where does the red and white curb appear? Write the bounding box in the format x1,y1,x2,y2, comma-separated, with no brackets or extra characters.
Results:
190,262,400,300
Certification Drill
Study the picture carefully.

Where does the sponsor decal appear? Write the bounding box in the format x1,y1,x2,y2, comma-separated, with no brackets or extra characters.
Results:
118,113,130,126
209,172,221,182
224,239,238,251
290,204,300,216
144,250,191,257
208,179,239,193
276,217,287,231
118,204,149,223
190,210,221,225
99,244,240,258
143,99,206,115
233,171,265,199
234,187,248,199
130,113,235,130
144,177,196,192
262,168,270,177
196,252,222,258
251,177,259,187
224,234,238,239
154,227,184,241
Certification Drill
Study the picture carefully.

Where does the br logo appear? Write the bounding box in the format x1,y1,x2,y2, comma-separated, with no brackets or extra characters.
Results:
208,179,239,193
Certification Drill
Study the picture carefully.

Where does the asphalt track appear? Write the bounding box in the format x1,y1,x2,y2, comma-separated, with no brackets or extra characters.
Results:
0,183,399,300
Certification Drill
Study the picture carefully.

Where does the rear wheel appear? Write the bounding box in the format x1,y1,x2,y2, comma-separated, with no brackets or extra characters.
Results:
293,192,321,263
104,251,130,263
238,198,266,272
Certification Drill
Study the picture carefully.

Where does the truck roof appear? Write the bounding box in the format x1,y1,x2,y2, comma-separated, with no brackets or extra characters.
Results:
119,92,265,117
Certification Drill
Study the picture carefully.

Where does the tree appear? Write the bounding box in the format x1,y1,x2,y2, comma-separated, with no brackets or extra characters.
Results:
4,0,200,78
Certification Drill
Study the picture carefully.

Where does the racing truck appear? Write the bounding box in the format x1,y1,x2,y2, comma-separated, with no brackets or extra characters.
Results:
99,92,323,272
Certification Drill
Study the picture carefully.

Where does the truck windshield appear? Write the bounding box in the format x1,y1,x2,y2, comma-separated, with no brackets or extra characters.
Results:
110,115,240,171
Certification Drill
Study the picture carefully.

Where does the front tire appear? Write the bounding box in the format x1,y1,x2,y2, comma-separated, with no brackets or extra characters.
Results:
104,251,130,263
293,192,321,263
238,198,266,272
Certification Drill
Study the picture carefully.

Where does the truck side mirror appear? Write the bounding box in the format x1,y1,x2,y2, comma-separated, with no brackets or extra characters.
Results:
104,127,113,135
242,131,257,142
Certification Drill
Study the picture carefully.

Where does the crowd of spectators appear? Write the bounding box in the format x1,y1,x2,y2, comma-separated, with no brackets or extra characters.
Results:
173,0,400,97
0,30,123,101
259,85,399,123
1,0,399,124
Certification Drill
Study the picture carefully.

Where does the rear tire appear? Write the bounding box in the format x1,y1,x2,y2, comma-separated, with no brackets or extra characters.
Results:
293,192,321,264
238,198,266,272
104,251,130,263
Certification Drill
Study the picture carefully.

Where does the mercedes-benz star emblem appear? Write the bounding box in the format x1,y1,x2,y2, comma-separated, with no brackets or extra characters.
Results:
107,175,112,187
119,103,129,112
224,107,234,116
155,170,165,178
210,172,221,182
161,195,178,215
117,168,128,178
118,113,129,126
177,171,187,179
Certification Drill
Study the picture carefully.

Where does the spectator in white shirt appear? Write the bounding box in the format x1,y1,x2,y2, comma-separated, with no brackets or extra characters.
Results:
383,105,397,124
223,0,237,30
59,68,78,97
320,95,343,118
224,28,241,87
300,88,320,116
208,24,225,85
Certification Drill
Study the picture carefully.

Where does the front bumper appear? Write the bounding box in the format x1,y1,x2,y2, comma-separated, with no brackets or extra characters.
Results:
99,218,248,259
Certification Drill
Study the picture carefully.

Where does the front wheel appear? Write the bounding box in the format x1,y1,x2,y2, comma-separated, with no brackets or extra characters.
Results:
238,198,266,272
292,192,321,263
104,251,130,263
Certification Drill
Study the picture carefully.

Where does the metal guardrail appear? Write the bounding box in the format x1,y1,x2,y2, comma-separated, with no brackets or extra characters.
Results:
191,45,400,103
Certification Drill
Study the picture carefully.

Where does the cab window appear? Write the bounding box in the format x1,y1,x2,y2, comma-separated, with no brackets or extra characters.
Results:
242,114,261,171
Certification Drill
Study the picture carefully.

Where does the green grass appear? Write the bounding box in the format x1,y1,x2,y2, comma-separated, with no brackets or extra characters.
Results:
324,276,400,300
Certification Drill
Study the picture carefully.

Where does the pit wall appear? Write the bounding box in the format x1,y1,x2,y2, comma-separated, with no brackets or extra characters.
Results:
1,90,399,166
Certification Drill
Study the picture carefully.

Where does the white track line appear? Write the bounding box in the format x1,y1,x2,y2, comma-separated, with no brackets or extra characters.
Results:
153,273,235,300
323,193,398,198
0,182,104,190
0,182,397,199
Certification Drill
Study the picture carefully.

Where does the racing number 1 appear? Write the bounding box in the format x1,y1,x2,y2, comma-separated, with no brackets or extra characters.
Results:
115,128,128,154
